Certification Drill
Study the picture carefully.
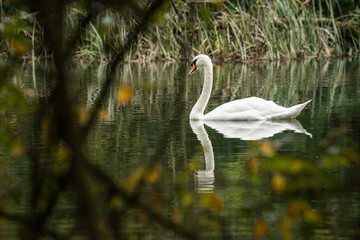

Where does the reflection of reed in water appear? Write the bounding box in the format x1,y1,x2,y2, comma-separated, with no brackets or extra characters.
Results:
20,59,354,124
190,120,215,193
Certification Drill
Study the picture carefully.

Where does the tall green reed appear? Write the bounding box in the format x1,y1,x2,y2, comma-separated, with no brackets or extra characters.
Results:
4,0,358,62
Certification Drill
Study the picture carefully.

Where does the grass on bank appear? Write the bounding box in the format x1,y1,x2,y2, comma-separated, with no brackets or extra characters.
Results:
1,0,360,62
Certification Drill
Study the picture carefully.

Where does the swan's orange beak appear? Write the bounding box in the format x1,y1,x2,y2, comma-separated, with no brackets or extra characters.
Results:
188,63,197,76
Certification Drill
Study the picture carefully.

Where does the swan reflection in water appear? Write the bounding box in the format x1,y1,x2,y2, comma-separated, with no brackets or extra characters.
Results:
190,119,312,193
190,120,215,193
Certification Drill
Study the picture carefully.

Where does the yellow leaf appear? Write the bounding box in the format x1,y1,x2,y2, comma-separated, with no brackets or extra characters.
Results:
181,192,192,207
303,209,321,225
10,140,24,157
279,219,293,240
213,0,223,8
259,141,275,157
116,85,132,105
78,108,90,126
290,160,303,174
147,168,161,183
97,109,108,120
253,218,267,239
246,158,259,173
210,195,222,212
11,39,29,56
271,172,286,193
123,167,145,192
200,193,222,212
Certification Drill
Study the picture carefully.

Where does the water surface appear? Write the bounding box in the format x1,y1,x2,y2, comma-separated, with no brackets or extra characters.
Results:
2,58,360,239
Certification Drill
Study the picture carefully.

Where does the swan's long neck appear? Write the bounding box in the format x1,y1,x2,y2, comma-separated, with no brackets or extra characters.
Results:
190,60,213,120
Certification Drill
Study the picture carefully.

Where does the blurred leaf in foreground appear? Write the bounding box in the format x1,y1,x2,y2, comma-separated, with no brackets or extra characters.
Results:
116,84,132,105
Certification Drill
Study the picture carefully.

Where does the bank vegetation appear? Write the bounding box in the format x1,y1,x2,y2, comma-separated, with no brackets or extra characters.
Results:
1,0,360,63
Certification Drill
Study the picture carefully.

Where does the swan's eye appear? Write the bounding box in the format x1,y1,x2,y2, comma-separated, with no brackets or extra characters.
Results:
190,59,197,66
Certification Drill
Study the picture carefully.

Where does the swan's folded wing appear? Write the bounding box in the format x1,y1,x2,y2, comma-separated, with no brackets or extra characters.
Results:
204,97,288,120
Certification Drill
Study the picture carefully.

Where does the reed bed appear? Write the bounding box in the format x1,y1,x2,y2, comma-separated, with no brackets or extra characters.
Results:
70,0,360,62
1,0,360,62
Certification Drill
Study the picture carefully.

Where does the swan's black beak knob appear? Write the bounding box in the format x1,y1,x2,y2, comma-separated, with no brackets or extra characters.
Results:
188,63,197,76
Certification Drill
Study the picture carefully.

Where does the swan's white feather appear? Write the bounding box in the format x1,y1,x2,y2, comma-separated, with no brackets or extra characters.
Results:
203,97,311,120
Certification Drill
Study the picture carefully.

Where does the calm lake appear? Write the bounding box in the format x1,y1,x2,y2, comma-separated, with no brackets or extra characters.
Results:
2,58,360,239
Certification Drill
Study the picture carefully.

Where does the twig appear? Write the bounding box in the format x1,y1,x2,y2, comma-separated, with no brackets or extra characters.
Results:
84,159,199,240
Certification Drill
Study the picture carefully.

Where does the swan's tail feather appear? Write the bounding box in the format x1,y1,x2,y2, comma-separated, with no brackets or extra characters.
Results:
266,99,312,120
290,99,312,118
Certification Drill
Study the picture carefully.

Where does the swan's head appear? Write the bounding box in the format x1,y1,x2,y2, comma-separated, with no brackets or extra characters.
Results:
188,54,212,76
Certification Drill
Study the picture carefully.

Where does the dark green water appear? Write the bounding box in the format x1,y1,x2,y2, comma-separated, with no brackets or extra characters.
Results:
1,58,360,239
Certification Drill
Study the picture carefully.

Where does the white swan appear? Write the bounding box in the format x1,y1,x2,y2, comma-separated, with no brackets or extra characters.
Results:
188,54,311,120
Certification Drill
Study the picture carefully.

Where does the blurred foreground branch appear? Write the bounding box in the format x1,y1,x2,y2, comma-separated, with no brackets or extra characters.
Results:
0,0,201,239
